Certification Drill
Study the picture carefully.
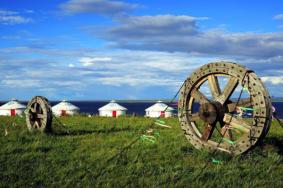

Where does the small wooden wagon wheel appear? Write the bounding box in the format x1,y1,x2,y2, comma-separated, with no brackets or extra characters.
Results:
25,96,52,132
178,62,272,155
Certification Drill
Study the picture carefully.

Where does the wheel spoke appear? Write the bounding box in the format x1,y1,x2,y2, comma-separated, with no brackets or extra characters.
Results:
207,75,221,99
30,105,36,113
33,103,38,113
223,113,251,133
227,98,252,112
201,123,216,141
38,120,42,127
189,113,200,122
34,121,39,129
218,77,238,105
191,88,209,104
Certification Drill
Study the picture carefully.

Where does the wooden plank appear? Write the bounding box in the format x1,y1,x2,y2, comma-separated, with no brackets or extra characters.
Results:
191,88,209,104
218,77,238,104
223,113,251,133
201,123,215,141
207,75,221,99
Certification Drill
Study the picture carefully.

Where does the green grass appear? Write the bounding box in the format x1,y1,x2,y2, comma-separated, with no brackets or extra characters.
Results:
0,116,282,187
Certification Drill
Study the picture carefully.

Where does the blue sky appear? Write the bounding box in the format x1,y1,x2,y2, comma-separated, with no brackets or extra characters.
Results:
0,0,283,100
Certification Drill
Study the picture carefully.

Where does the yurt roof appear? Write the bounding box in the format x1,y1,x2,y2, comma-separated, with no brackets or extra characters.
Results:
52,100,79,111
0,99,26,110
98,100,127,111
145,101,174,112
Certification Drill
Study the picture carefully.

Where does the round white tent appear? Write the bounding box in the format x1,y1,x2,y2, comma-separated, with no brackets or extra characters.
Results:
52,100,79,117
145,101,175,118
98,100,127,117
0,99,26,116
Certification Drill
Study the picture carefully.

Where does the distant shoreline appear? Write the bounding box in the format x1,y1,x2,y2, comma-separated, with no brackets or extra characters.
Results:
0,99,283,103
271,99,283,102
0,99,176,103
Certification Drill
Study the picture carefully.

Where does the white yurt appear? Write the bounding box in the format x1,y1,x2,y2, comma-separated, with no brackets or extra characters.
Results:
0,98,26,116
52,100,79,117
98,100,127,117
145,101,175,118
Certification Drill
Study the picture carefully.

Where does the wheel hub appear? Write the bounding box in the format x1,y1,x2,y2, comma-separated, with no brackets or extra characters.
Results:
199,103,217,124
199,101,227,124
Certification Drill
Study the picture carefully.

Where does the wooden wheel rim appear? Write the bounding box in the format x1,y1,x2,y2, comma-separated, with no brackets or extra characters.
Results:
26,96,52,132
178,62,272,155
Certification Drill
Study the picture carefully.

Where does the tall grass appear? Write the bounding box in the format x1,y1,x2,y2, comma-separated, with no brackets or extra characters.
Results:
0,116,282,187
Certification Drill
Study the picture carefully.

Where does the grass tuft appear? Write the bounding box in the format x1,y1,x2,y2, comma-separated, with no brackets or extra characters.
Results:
0,116,282,187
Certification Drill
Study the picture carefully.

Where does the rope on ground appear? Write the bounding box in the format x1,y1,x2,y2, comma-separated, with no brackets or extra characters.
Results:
273,113,283,128
2,121,20,136
154,119,172,128
92,80,186,179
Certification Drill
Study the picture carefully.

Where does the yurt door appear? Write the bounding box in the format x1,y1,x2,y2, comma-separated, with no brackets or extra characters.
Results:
160,111,165,118
112,111,117,117
11,109,16,116
61,110,66,116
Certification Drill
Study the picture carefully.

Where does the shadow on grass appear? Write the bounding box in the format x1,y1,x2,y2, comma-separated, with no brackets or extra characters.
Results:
262,137,283,155
241,137,283,159
50,127,132,136
180,145,234,163
179,138,283,164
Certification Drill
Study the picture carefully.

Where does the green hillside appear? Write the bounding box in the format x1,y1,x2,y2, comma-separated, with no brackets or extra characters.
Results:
0,116,282,187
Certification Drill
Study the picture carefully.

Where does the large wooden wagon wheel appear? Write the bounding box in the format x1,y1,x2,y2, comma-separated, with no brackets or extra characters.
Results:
25,96,52,132
178,62,272,155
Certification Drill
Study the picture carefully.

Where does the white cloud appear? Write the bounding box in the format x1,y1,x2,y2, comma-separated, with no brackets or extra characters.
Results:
60,0,138,16
261,76,283,85
73,50,217,88
0,46,92,57
0,48,205,90
89,14,283,59
0,10,18,15
51,80,83,87
1,46,283,99
79,56,112,66
0,9,33,25
1,79,41,88
273,14,283,20
24,9,35,14
0,15,32,25
96,76,179,87
1,35,21,40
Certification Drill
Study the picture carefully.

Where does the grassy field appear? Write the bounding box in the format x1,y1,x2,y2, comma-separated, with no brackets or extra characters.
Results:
0,116,282,187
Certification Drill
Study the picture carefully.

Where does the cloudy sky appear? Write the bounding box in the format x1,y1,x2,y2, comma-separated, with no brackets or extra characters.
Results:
0,0,283,100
